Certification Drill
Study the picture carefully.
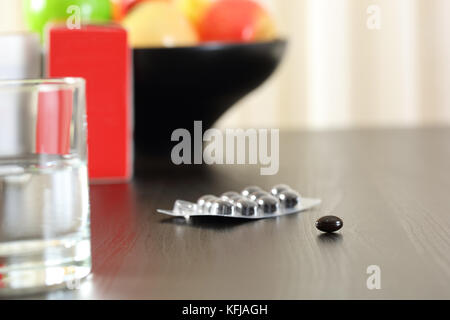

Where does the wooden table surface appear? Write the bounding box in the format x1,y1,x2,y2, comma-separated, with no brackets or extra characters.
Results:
38,127,450,299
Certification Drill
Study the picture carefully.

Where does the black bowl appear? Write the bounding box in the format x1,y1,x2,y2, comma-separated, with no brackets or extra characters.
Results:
133,39,287,155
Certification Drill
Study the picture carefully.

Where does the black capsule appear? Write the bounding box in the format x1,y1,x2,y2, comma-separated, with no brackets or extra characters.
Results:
248,190,269,201
257,195,279,214
278,190,300,209
235,198,258,216
211,200,234,215
241,186,262,197
271,184,291,196
316,216,343,233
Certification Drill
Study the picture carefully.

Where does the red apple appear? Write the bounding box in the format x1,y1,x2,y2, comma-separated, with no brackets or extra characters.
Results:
198,0,277,43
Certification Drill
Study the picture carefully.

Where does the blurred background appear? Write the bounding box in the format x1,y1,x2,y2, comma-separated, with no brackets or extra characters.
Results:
1,0,450,130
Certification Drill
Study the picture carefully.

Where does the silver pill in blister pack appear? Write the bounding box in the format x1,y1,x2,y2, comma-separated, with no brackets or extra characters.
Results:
197,195,218,213
248,190,269,202
221,191,241,202
235,198,258,217
158,184,321,220
241,186,262,197
257,195,279,214
211,199,234,215
278,190,300,209
228,195,245,204
271,184,291,196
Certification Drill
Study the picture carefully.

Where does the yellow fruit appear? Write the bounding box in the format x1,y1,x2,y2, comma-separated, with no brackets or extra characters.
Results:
175,0,211,27
122,1,198,48
254,6,277,41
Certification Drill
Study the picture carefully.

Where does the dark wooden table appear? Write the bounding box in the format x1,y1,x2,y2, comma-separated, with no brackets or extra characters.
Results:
37,128,450,299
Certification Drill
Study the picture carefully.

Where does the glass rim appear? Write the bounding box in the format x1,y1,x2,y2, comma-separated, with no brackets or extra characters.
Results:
0,78,85,90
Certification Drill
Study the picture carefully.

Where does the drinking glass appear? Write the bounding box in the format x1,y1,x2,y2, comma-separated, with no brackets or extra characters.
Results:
0,78,90,296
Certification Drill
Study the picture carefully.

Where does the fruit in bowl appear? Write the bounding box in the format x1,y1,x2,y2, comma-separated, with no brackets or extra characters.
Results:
111,0,172,21
175,0,212,28
24,0,112,38
121,1,198,48
25,0,279,46
120,0,278,47
111,0,145,21
198,0,277,43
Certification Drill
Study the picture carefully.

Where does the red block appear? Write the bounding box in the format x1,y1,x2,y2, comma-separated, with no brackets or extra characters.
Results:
47,24,133,182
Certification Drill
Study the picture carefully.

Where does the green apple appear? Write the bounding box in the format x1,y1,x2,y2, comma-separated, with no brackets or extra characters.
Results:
24,0,112,38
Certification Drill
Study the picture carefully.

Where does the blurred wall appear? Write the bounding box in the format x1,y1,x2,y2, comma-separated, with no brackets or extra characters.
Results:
2,0,450,130
0,0,25,32
218,0,450,129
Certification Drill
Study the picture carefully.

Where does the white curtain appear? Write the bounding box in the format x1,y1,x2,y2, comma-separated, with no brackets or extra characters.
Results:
218,0,450,129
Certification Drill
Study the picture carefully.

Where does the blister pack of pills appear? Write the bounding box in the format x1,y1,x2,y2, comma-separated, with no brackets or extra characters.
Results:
157,185,321,219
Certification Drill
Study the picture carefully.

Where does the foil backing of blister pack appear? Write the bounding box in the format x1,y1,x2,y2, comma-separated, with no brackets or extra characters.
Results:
157,185,322,219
